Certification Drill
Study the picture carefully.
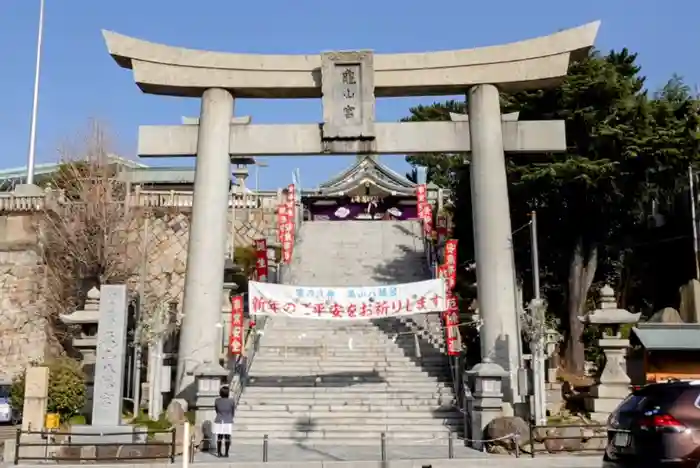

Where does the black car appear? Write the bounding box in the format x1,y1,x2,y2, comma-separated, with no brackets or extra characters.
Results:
604,380,700,467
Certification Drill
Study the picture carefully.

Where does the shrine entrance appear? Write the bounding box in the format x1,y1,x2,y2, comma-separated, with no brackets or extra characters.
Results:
303,155,421,221
102,22,600,402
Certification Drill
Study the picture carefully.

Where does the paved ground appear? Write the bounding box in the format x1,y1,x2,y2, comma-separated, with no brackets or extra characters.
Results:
194,440,485,463
0,425,16,441
190,442,604,467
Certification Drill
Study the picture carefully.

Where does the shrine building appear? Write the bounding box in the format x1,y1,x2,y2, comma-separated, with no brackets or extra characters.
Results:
301,155,446,221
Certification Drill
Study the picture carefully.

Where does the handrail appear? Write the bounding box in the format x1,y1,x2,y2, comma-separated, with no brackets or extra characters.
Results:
420,221,467,435
229,200,301,405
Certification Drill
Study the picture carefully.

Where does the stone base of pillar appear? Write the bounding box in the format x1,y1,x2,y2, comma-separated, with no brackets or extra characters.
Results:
193,361,229,429
587,383,631,422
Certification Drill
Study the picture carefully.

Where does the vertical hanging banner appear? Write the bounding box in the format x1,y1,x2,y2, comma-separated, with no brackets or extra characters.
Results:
416,184,433,236
416,184,427,218
443,239,458,290
281,184,296,264
442,239,460,356
229,295,244,355
421,203,433,237
286,184,296,218
254,238,269,281
276,204,288,243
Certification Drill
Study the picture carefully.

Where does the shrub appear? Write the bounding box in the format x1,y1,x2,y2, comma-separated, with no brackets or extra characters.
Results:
11,357,87,423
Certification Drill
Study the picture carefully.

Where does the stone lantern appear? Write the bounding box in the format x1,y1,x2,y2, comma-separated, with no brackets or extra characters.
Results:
465,357,507,450
59,287,101,397
544,327,561,383
579,284,641,422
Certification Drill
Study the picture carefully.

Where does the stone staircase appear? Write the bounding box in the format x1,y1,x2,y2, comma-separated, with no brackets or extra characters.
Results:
233,220,462,445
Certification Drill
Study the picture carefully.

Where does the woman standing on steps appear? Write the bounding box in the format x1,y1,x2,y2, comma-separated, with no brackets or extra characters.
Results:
213,385,235,457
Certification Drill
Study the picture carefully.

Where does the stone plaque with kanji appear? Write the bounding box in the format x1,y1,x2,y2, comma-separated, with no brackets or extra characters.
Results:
321,50,375,140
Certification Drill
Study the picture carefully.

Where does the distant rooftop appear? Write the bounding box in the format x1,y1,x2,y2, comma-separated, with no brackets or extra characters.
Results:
0,154,147,182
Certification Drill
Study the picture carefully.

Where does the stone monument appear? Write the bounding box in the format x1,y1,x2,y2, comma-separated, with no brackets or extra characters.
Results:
71,284,135,442
21,366,49,432
2,366,50,463
102,22,600,406
579,284,641,421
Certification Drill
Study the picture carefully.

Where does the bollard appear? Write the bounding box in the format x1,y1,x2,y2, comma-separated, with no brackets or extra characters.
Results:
262,434,269,462
170,428,177,463
448,433,454,459
181,422,190,468
13,427,21,465
380,432,387,462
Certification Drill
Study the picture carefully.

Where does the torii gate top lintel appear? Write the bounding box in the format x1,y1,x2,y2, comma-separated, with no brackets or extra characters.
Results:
102,21,599,99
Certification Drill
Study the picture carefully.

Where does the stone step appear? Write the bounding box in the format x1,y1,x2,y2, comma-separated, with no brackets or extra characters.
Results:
238,399,454,408
233,423,457,432
248,368,450,376
247,369,449,377
254,354,446,361
257,347,443,354
235,412,463,427
254,364,450,374
244,380,450,388
237,398,457,414
236,400,459,410
229,430,454,441
240,391,454,405
242,386,453,394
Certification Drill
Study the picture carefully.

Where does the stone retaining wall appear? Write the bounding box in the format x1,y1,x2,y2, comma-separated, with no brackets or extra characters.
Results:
0,208,276,382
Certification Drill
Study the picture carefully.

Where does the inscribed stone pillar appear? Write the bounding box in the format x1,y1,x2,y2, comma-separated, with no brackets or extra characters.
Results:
91,284,129,426
177,88,235,399
21,366,49,431
467,84,521,401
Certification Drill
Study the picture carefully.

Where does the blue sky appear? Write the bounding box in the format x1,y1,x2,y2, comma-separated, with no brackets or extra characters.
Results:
0,0,698,189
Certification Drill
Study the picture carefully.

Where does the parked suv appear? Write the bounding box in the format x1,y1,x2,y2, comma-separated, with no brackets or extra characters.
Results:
604,380,700,467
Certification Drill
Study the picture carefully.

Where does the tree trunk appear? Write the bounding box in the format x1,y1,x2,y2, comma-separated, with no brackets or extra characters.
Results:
564,237,598,375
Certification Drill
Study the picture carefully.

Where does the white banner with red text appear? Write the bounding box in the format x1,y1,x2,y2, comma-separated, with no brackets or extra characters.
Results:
249,279,447,320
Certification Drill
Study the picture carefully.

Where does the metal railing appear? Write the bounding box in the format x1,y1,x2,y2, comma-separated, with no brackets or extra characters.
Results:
419,219,468,443
228,198,301,405
524,422,607,458
11,428,176,464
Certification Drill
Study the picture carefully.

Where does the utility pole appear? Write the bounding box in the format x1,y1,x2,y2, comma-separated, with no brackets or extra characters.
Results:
530,211,547,425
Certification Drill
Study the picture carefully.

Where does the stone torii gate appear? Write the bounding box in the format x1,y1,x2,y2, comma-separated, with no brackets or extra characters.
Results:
102,21,599,403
